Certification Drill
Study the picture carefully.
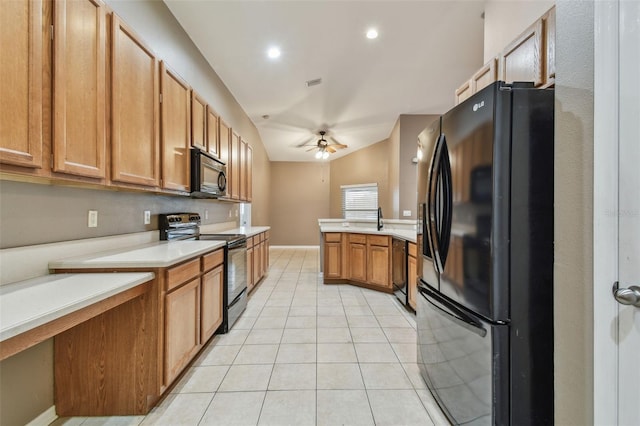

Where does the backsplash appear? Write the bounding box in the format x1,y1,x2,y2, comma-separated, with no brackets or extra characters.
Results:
0,180,239,249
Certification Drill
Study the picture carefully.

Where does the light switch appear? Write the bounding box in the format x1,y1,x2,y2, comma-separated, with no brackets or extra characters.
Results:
88,210,98,228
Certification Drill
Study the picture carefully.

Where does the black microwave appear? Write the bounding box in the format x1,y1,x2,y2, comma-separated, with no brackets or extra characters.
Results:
190,148,226,198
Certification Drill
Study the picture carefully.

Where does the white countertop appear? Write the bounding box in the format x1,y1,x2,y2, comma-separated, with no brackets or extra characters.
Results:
49,240,226,269
205,226,271,238
319,226,417,243
0,272,154,342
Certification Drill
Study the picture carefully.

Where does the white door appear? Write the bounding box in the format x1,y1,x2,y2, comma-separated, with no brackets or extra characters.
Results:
616,1,640,424
594,1,640,424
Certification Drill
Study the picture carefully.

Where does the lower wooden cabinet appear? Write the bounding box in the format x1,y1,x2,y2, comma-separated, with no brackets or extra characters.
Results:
247,231,270,293
324,232,392,292
408,242,417,310
164,277,200,385
201,264,223,343
247,244,255,292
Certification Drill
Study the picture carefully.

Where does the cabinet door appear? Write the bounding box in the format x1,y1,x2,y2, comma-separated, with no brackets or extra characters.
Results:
111,14,160,187
206,106,219,158
240,139,248,201
160,62,191,192
191,90,206,150
472,58,497,93
165,278,200,385
262,234,268,276
253,241,262,284
247,246,254,292
230,131,240,200
348,243,367,282
454,79,472,105
408,254,417,310
325,242,342,279
499,19,544,87
0,0,43,168
53,0,106,178
218,119,230,165
246,144,253,202
201,265,223,343
544,7,556,86
367,244,390,288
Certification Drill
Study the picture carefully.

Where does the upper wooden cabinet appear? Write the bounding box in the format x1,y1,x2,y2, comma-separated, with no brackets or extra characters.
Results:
206,106,219,158
160,62,191,192
499,19,544,87
218,119,230,165
455,79,472,105
472,58,498,93
544,7,556,86
229,131,240,200
111,14,160,188
240,138,248,201
0,0,43,168
246,143,253,202
191,90,206,151
52,0,107,178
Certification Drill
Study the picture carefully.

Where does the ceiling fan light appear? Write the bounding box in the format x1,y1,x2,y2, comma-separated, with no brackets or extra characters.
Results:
322,151,330,160
315,150,323,159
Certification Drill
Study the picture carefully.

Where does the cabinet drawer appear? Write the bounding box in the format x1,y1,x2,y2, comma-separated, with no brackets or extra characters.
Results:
166,258,200,291
349,233,367,244
202,249,224,272
252,236,260,246
367,235,389,247
408,242,417,257
325,232,342,243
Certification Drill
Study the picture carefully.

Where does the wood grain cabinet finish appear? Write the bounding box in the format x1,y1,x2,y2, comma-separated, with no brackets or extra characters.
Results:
253,238,262,285
348,237,367,282
544,7,556,86
110,14,160,187
499,19,544,87
472,58,498,93
454,79,472,106
164,277,200,385
408,243,417,310
200,265,223,343
229,131,240,200
206,106,219,158
247,243,255,292
218,119,231,165
0,0,43,168
366,235,391,289
191,90,206,150
246,143,253,202
52,0,107,178
240,139,248,201
160,62,191,192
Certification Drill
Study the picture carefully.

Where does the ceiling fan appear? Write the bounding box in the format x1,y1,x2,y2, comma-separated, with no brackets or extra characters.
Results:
304,131,348,159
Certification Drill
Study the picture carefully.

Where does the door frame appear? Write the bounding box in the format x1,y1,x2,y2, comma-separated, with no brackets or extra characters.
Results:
592,1,622,424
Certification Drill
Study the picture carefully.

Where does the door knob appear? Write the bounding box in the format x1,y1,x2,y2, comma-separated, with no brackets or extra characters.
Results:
612,282,640,307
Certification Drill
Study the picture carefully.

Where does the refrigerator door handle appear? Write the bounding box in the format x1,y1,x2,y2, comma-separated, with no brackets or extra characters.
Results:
428,134,446,273
439,139,453,265
418,284,487,338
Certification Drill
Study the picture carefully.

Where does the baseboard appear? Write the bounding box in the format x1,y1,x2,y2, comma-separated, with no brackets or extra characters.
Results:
26,406,57,426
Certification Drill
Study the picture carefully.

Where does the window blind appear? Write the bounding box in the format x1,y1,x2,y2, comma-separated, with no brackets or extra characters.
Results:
341,183,379,219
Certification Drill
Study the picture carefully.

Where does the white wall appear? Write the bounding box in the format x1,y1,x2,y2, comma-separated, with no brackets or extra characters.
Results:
483,0,555,63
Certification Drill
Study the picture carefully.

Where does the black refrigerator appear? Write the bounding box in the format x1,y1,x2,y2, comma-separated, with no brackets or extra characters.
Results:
416,81,554,425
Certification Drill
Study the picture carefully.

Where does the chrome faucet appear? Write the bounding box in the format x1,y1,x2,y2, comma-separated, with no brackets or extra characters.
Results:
377,207,383,231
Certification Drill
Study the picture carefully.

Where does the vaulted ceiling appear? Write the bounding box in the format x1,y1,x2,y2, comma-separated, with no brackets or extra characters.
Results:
164,0,486,161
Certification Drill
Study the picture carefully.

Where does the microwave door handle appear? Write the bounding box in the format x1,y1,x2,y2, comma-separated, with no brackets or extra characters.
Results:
218,171,227,192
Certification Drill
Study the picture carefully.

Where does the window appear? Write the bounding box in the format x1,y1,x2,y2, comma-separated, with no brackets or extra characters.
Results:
341,183,379,219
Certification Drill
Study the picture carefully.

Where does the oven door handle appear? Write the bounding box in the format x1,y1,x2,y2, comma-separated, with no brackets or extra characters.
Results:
418,285,487,338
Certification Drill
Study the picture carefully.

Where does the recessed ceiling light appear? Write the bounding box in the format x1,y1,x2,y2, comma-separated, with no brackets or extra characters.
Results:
267,47,281,59
366,28,378,39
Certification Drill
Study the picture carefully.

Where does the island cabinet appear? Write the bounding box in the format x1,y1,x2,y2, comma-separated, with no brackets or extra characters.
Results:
53,247,224,416
52,0,107,179
408,242,417,310
0,0,43,169
323,232,393,293
110,14,160,188
323,233,343,279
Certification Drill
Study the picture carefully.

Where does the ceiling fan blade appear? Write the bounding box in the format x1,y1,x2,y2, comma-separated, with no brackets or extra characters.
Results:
329,136,348,149
326,146,337,154
296,136,316,148
306,147,317,152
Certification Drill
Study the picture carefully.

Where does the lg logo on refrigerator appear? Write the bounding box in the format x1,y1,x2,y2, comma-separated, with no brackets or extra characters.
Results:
473,101,485,112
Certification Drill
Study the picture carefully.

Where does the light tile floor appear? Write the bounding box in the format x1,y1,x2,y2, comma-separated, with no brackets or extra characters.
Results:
53,247,450,426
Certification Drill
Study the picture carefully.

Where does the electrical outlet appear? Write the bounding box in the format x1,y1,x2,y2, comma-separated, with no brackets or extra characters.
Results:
204,210,209,220
403,210,412,217
88,210,98,228
234,209,238,217
144,210,151,225
228,210,232,218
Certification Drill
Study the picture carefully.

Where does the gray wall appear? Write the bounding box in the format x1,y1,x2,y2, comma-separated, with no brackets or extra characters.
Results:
554,1,594,424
